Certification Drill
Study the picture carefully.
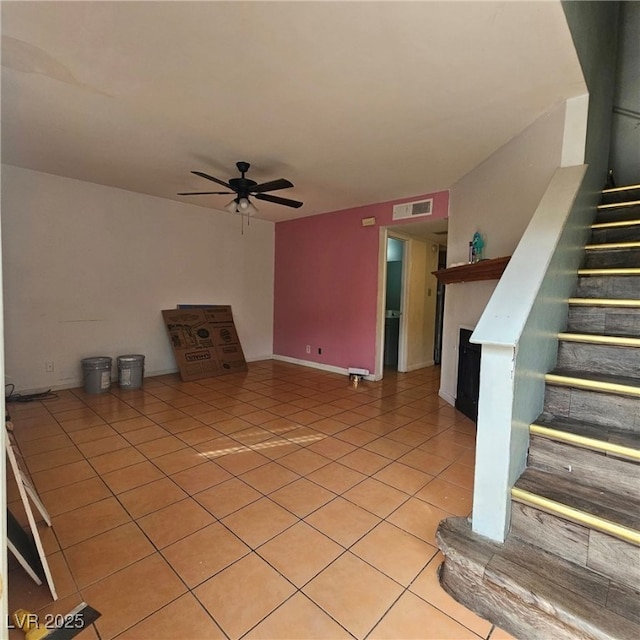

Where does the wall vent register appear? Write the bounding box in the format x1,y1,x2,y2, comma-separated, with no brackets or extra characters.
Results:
392,197,433,220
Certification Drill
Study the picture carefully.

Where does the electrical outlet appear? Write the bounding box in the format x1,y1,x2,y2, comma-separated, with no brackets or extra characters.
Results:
45,361,54,373
305,345,311,354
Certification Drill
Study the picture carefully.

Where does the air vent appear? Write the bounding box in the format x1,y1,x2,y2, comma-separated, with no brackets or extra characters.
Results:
392,198,434,221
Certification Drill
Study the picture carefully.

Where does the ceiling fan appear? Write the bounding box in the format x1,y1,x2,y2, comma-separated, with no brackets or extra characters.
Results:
177,161,303,215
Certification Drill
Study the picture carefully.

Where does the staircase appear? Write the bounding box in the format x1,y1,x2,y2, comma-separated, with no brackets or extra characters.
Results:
436,185,640,639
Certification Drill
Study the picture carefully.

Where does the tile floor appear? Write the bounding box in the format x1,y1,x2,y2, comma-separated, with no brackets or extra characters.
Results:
6,361,515,639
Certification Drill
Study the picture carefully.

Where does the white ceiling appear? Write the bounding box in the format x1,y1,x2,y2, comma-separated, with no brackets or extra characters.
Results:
1,1,585,223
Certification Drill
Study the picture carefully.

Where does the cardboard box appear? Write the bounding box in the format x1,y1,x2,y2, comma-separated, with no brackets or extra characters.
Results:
208,323,241,347
178,304,234,323
217,344,248,374
162,307,247,381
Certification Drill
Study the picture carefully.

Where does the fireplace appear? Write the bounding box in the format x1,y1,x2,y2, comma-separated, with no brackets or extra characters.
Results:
455,328,481,422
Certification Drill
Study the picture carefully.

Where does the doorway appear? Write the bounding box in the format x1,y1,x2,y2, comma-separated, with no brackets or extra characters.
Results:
375,223,448,380
433,247,447,364
384,237,405,370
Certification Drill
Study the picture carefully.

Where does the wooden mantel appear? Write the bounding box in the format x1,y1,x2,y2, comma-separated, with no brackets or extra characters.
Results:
432,256,511,285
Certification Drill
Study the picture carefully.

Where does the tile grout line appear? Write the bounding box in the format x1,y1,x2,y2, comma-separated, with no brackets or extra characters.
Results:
8,362,483,640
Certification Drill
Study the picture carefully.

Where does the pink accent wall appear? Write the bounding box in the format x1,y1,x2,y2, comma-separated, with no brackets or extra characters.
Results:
274,190,449,372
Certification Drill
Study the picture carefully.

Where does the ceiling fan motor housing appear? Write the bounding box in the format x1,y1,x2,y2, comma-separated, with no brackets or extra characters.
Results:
229,161,256,195
229,178,257,194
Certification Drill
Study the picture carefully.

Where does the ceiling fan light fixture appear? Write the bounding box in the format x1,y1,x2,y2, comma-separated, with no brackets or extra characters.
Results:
224,197,258,216
242,199,259,216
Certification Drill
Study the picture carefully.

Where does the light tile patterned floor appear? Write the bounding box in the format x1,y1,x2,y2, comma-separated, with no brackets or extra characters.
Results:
7,361,515,639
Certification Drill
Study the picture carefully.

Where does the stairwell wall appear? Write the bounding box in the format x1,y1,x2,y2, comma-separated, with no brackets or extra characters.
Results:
438,103,567,405
469,1,620,541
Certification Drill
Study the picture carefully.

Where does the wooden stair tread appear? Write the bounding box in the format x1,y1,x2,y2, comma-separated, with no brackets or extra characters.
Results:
602,184,640,195
568,297,640,307
533,414,640,452
585,241,640,249
598,200,640,210
547,368,640,394
578,267,640,275
592,218,640,229
437,517,640,640
558,332,640,347
486,554,637,640
514,468,640,533
549,369,640,385
595,206,640,223
500,534,609,606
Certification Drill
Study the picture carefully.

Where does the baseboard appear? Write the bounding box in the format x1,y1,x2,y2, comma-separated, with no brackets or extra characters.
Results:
439,388,456,407
140,367,181,379
9,354,371,398
271,354,376,380
272,354,348,375
404,360,435,372
9,367,182,397
8,379,90,397
8,357,275,397
246,354,274,363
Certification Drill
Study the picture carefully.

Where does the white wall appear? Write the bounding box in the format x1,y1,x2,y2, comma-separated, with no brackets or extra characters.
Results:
438,103,566,404
1,165,275,392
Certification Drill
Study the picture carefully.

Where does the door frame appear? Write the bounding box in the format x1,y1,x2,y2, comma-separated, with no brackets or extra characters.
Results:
375,228,411,379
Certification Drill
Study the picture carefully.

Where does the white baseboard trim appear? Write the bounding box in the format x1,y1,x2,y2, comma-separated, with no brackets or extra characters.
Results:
144,367,180,378
272,354,348,376
271,354,377,381
10,354,378,398
438,388,456,407
8,382,79,397
404,360,435,372
246,354,273,363
12,367,182,396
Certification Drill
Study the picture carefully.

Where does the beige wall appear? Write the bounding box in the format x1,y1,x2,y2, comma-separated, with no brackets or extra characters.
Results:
389,234,440,373
403,237,439,371
423,239,440,368
1,165,275,392
404,239,428,370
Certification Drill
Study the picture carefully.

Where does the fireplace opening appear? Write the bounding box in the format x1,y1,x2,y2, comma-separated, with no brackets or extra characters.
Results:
455,328,481,422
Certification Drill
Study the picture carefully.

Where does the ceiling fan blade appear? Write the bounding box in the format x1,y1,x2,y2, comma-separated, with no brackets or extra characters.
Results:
255,193,303,208
250,178,294,193
177,191,232,196
191,171,232,189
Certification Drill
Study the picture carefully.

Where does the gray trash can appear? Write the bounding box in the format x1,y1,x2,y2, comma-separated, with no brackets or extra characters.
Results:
81,357,112,394
117,354,145,390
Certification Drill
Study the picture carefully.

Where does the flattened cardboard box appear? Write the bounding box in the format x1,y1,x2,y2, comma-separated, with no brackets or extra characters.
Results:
162,307,247,381
178,304,234,323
